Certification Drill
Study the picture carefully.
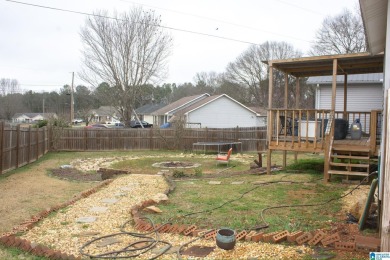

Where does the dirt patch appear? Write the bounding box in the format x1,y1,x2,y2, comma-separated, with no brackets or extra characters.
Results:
51,168,102,182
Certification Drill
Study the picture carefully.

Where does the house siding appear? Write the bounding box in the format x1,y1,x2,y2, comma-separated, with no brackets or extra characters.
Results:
316,84,383,111
186,96,260,128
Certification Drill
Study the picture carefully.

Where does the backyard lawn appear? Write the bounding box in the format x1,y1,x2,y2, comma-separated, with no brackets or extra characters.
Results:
0,150,371,259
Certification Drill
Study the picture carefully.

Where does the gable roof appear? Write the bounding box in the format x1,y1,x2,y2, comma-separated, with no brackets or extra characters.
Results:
307,73,383,85
177,94,259,115
135,103,167,114
152,93,209,115
248,106,268,115
90,106,119,116
12,113,57,119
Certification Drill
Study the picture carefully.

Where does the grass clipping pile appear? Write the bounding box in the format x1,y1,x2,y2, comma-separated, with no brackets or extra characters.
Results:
21,173,312,259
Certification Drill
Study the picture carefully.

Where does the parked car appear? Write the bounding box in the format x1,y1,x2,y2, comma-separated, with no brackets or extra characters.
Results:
129,120,153,128
107,122,125,128
72,118,84,124
85,124,109,128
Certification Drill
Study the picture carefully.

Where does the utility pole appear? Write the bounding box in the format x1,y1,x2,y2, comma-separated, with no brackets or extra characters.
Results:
70,72,74,126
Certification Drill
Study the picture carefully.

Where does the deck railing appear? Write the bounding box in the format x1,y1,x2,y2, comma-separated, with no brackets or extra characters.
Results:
268,109,332,152
268,109,382,154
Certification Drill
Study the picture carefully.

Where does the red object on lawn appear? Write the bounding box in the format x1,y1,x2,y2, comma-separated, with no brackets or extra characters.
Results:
216,148,233,166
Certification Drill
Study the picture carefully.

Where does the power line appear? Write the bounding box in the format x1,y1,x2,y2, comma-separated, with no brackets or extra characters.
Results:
4,0,263,46
274,0,325,16
118,0,314,44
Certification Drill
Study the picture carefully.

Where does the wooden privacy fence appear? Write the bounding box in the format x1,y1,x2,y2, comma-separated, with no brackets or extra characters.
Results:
0,124,266,174
0,122,49,174
53,126,267,152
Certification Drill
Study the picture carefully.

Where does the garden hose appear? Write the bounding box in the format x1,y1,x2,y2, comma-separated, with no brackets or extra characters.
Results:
79,172,377,258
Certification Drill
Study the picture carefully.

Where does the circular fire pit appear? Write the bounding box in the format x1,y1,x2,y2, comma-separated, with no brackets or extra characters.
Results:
152,161,201,168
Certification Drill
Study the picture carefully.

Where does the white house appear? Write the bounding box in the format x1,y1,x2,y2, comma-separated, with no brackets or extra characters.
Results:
308,73,383,132
12,113,57,123
134,102,167,124
162,94,266,128
88,106,121,124
152,93,210,126
308,73,383,111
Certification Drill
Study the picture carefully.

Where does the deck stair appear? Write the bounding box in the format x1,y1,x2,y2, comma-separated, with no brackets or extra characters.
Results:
328,144,371,178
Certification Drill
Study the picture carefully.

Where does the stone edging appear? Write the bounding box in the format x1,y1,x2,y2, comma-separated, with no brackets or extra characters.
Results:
129,174,380,254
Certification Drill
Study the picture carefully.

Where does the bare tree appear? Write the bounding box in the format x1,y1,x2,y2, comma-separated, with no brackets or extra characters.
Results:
193,71,222,94
0,79,23,120
310,8,366,55
225,41,301,107
79,7,173,124
0,78,20,96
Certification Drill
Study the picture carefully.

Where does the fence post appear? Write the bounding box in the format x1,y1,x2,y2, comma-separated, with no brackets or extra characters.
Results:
43,126,47,153
36,127,39,160
16,124,20,169
84,127,88,151
27,125,32,163
149,127,153,150
0,122,3,174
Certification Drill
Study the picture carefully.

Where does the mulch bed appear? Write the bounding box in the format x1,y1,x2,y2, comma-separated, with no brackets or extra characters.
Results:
51,168,102,182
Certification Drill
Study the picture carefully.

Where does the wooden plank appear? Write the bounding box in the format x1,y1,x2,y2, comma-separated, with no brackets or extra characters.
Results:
381,89,390,251
331,59,337,112
284,74,288,108
35,128,39,158
16,125,20,169
328,170,369,176
331,155,369,160
267,66,273,175
332,146,370,152
343,74,347,118
330,162,369,168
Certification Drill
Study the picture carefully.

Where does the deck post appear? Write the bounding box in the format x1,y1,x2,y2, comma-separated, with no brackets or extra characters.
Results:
295,77,300,161
343,74,348,119
267,62,274,175
282,73,288,169
284,74,288,108
331,59,338,112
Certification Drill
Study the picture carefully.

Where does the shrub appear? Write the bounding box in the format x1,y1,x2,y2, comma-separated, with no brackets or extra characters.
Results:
172,169,185,178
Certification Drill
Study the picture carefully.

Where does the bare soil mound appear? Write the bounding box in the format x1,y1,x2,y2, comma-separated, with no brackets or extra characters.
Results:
51,168,102,182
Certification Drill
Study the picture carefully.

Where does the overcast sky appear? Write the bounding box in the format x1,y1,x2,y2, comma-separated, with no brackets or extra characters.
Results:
0,0,358,93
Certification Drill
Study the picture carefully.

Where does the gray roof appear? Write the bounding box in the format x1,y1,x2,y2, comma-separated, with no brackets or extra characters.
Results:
152,94,209,115
135,103,167,114
90,106,119,116
176,94,258,115
307,73,383,84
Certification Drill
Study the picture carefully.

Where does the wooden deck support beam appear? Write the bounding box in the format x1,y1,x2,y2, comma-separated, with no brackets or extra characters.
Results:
343,74,348,120
283,73,288,169
267,63,274,175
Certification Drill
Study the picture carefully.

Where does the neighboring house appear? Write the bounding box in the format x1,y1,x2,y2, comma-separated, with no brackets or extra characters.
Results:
152,94,210,126
134,102,167,124
89,106,121,123
12,113,57,123
154,93,265,128
308,73,383,111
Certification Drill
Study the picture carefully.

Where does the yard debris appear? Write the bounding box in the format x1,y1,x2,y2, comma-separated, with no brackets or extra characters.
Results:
144,206,163,213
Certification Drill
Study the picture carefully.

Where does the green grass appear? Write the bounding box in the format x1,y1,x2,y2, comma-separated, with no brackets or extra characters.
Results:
144,169,347,232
